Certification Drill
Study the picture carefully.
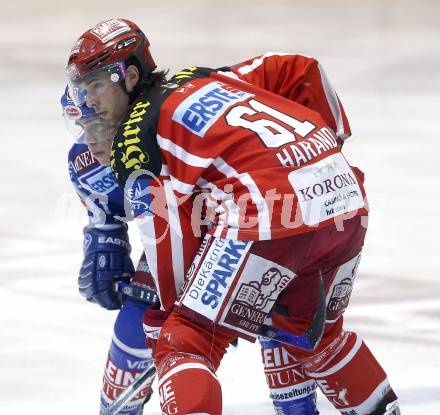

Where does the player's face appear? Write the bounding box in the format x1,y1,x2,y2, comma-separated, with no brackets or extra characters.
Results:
83,72,129,128
78,117,115,165
78,72,130,165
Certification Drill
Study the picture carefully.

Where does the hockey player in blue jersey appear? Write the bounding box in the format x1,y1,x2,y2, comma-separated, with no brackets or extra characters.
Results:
61,87,156,414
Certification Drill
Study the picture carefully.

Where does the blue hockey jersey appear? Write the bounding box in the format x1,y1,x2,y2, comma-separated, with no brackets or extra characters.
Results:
68,143,129,228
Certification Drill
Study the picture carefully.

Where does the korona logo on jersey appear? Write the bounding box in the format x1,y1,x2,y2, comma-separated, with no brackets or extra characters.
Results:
172,81,253,137
181,238,251,323
288,153,365,226
220,254,295,336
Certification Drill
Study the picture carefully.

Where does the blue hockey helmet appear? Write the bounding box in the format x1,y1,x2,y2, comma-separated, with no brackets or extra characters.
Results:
61,85,97,143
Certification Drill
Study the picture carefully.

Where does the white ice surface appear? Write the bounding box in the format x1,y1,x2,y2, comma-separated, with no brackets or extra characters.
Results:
0,1,439,413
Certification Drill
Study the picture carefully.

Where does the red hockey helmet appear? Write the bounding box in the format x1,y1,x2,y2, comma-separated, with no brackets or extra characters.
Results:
66,18,156,83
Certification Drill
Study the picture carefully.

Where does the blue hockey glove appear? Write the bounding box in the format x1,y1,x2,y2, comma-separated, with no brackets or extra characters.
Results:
78,225,135,310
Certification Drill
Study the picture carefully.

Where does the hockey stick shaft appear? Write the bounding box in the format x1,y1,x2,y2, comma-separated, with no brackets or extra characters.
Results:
117,271,326,351
113,281,159,305
100,365,157,415
260,271,326,350
105,275,325,413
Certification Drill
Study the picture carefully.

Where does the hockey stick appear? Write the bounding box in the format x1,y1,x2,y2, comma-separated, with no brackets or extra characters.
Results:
105,273,325,413
116,271,326,351
259,270,326,350
98,284,158,415
100,365,157,415
113,281,159,305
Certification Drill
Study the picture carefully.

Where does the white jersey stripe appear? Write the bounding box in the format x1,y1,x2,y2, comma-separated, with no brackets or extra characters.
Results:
160,164,169,176
158,362,217,388
196,177,241,230
162,164,194,195
306,335,363,377
213,224,224,238
157,134,214,168
170,175,195,194
239,172,272,240
317,63,347,139
236,53,348,140
236,52,291,75
225,226,239,240
216,69,249,84
163,180,185,294
111,332,152,359
136,215,162,307
213,157,271,240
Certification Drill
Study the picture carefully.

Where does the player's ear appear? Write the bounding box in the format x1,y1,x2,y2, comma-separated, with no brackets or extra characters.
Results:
125,65,140,93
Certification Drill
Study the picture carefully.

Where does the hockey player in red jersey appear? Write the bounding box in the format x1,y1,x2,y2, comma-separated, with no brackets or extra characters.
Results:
66,18,401,415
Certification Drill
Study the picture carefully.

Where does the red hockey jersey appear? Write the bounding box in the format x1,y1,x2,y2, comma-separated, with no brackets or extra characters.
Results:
111,54,366,310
